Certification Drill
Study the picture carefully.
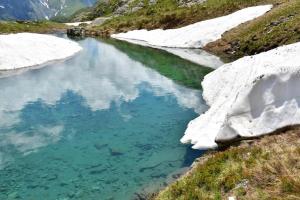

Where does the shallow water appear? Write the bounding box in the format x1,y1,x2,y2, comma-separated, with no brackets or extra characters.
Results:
0,38,210,200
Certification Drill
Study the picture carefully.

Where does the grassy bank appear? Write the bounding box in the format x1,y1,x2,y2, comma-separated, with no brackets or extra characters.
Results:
155,128,300,200
0,21,66,34
86,0,279,35
205,0,300,61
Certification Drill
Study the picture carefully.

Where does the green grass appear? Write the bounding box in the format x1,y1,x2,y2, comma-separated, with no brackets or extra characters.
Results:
205,0,300,60
155,128,300,200
0,21,66,34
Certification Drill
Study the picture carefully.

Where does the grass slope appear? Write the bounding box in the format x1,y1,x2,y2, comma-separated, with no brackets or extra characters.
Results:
155,128,300,200
0,21,66,34
205,0,300,61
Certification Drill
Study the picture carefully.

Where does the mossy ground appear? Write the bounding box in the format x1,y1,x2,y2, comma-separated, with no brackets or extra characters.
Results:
155,127,300,200
0,21,66,34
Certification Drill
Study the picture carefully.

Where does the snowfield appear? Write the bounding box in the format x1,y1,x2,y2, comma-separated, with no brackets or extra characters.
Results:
0,33,82,70
112,5,272,48
181,42,300,149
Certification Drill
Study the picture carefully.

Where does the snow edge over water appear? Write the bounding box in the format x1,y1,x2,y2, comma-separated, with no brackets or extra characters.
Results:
0,33,82,70
181,42,300,149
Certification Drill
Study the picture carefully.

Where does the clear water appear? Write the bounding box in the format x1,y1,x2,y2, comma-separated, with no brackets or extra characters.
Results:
0,38,209,200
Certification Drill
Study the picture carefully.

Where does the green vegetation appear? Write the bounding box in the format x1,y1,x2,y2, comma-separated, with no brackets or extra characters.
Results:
155,128,300,200
0,21,66,34
104,39,212,89
86,0,279,34
51,0,97,22
67,0,123,22
205,0,300,61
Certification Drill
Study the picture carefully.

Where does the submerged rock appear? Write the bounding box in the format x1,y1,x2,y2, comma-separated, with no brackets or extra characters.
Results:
109,148,124,156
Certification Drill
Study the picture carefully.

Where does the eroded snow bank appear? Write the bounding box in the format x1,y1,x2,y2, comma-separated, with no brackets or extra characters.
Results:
111,5,272,48
0,33,82,70
181,42,300,149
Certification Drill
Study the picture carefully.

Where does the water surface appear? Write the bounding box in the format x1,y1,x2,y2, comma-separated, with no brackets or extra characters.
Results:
0,38,210,200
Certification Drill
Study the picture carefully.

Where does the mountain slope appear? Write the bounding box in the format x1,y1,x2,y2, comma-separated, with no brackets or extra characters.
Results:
0,0,97,20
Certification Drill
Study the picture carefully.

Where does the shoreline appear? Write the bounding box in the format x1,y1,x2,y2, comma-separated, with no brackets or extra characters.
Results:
154,126,300,199
0,33,82,71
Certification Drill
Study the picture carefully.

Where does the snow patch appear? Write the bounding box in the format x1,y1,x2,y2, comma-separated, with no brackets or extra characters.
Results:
65,21,93,26
181,42,300,149
0,5,5,9
0,33,82,70
111,5,272,48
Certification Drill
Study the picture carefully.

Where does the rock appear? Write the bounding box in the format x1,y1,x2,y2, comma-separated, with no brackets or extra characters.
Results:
67,27,86,37
91,17,111,26
46,174,58,181
109,148,124,156
7,192,19,199
89,168,107,175
94,143,108,151
179,0,206,7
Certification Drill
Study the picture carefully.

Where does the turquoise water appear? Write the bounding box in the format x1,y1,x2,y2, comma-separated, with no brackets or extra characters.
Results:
0,38,209,200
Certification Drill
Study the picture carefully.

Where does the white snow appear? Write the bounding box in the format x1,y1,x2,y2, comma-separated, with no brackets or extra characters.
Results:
65,21,92,26
111,5,272,48
181,42,300,149
0,33,82,70
0,5,5,9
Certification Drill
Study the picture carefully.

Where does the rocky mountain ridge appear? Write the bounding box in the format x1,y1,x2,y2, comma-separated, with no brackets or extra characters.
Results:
0,0,96,20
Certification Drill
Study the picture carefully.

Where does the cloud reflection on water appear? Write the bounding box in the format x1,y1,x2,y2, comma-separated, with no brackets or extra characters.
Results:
0,38,206,168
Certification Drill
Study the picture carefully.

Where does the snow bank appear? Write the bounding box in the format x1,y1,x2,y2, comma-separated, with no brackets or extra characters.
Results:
181,42,300,149
112,5,272,48
0,33,82,70
65,21,92,26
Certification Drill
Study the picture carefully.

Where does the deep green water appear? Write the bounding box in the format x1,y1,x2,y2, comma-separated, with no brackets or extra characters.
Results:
0,38,210,200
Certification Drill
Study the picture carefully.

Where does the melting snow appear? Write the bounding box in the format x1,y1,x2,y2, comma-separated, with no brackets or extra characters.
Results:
111,5,272,48
0,33,82,70
181,42,300,149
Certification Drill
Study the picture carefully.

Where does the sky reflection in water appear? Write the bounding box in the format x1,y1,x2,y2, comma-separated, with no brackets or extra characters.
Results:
0,38,208,200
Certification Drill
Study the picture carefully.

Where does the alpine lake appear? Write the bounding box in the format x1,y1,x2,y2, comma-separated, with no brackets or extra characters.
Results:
0,36,213,200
